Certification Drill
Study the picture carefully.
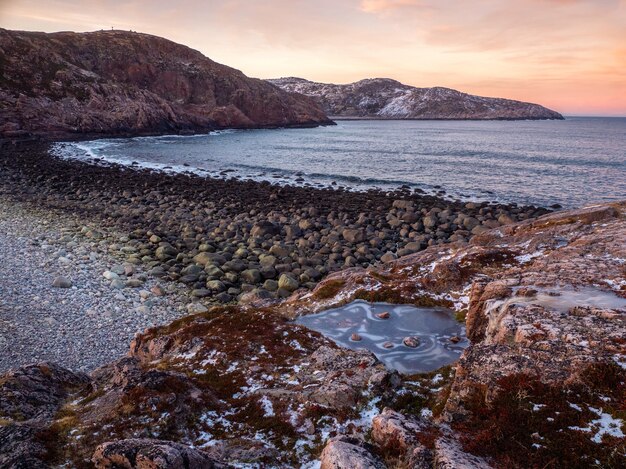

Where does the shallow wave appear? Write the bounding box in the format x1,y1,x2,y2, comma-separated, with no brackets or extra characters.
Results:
49,119,626,208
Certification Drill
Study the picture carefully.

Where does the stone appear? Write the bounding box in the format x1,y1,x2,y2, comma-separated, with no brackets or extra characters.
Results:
191,289,211,298
52,276,72,288
342,229,365,243
392,199,414,210
278,274,299,292
240,269,262,284
215,292,233,303
320,436,385,469
403,336,420,348
371,408,425,453
103,270,119,280
155,245,178,261
463,217,480,230
125,279,144,288
194,252,225,266
269,245,290,257
380,251,397,263
206,280,226,292
376,311,390,319
205,265,224,279
110,279,126,289
259,255,277,267
423,215,438,228
92,438,219,469
402,211,420,223
351,333,362,341
187,303,208,314
251,221,280,238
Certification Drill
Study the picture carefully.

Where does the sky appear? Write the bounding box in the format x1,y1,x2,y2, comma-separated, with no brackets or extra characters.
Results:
1,0,625,116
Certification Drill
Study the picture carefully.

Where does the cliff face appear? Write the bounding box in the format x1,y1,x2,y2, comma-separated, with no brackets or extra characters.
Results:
1,202,623,468
0,29,332,139
268,77,564,120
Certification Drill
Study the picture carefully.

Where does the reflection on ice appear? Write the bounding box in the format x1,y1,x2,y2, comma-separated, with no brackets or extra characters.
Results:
296,300,468,374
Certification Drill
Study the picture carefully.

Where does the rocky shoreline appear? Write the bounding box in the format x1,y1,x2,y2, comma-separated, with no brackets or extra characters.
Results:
0,198,195,373
0,197,623,468
0,141,552,308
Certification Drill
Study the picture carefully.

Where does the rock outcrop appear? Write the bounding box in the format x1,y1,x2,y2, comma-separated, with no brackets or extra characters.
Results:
92,439,222,469
0,29,333,139
0,202,624,468
268,77,564,120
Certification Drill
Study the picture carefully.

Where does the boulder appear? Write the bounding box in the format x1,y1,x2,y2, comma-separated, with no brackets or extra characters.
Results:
342,229,365,243
240,269,262,284
155,245,178,261
251,221,280,238
278,274,299,292
320,436,385,469
52,276,72,288
92,438,220,469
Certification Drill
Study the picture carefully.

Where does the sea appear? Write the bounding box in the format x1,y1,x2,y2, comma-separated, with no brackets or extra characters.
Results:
51,117,626,209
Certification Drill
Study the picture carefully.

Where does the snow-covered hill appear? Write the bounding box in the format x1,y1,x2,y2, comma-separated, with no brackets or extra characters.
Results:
268,77,563,120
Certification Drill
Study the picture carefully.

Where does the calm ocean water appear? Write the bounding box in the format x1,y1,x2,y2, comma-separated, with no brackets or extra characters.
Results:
52,117,626,208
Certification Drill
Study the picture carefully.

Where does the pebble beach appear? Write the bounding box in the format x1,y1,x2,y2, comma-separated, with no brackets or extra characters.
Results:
0,140,551,372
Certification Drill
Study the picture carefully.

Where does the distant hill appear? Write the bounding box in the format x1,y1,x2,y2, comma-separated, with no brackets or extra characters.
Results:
268,77,563,120
0,29,332,139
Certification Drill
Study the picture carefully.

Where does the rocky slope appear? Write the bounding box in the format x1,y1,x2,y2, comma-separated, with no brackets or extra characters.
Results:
0,30,332,139
268,77,564,120
1,201,623,468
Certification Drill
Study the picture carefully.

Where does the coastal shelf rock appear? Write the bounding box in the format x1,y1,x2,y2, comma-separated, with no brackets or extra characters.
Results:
268,77,564,120
0,29,333,139
0,201,623,468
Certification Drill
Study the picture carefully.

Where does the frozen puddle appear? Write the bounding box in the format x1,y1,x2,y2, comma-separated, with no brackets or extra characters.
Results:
296,300,468,374
503,286,626,314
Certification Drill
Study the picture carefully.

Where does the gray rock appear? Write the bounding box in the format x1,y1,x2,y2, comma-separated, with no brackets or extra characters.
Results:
380,251,397,263
205,265,224,280
463,217,480,230
103,270,119,280
259,255,277,267
278,273,299,292
269,245,290,257
342,229,365,243
241,269,262,284
110,279,126,289
423,215,438,228
52,276,72,288
206,280,226,292
187,303,208,314
125,279,144,288
194,252,226,266
320,436,385,469
191,289,211,298
155,245,178,261
92,438,220,469
214,292,232,303
392,199,414,210
251,221,280,238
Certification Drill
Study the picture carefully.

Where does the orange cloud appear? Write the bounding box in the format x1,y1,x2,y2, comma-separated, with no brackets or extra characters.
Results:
359,0,424,12
1,0,625,115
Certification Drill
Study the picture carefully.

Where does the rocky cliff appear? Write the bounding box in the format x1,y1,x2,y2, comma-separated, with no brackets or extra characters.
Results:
0,29,332,139
268,77,564,120
1,201,623,468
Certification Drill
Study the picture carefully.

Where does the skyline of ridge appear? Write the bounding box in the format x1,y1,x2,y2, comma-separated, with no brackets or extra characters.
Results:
1,0,625,116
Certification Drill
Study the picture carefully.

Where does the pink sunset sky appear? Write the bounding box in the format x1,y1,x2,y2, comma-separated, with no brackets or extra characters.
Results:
2,0,625,116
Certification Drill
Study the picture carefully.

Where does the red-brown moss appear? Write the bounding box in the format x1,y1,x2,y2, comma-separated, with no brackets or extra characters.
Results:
454,363,626,469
